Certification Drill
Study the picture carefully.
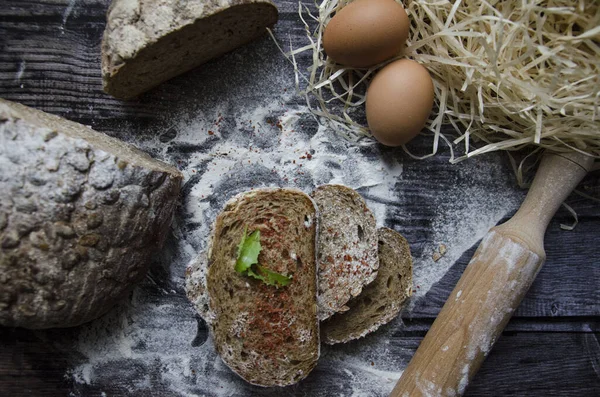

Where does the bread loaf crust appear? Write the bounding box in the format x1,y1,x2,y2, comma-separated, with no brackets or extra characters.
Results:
0,99,182,329
102,0,278,98
204,188,319,386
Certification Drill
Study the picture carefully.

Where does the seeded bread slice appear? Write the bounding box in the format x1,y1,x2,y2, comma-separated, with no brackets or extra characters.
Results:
102,0,278,99
0,99,182,329
205,188,319,387
310,184,379,320
322,227,413,344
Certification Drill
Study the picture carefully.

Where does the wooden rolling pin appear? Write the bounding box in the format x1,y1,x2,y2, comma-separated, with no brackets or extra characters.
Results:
391,152,594,397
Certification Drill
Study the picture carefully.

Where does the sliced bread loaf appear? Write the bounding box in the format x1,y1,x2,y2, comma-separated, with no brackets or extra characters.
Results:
205,188,319,386
0,99,182,329
310,184,379,320
102,0,278,99
322,227,413,344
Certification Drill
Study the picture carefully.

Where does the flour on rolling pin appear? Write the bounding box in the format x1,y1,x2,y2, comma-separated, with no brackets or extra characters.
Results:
66,91,524,395
451,231,541,395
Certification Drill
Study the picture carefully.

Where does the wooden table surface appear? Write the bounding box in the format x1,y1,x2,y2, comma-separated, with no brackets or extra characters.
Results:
1,1,599,396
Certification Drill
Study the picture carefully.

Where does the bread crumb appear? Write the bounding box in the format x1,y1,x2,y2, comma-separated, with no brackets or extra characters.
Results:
432,243,448,262
439,244,447,255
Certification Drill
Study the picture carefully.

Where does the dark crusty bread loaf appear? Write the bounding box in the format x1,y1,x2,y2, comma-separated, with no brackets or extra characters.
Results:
310,184,379,320
205,188,319,386
322,227,413,344
0,99,182,329
102,0,278,99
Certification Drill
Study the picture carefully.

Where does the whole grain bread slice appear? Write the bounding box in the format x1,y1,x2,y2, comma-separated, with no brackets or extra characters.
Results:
321,227,413,344
311,184,379,320
102,0,278,99
205,188,319,387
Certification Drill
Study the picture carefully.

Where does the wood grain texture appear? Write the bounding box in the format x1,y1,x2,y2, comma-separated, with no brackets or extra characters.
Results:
410,217,600,319
0,0,599,396
1,325,599,396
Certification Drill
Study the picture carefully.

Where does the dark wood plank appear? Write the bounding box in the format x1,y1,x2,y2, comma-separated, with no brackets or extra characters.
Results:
2,325,599,396
0,327,76,396
470,332,600,396
400,317,600,335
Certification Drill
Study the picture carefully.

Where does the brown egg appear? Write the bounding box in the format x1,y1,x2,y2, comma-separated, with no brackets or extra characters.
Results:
323,0,409,68
366,59,434,146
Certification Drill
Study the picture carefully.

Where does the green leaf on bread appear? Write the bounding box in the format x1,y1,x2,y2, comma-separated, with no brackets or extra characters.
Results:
234,226,261,273
235,227,292,287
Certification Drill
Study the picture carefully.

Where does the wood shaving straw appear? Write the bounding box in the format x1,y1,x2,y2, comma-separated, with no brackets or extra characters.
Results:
271,0,600,163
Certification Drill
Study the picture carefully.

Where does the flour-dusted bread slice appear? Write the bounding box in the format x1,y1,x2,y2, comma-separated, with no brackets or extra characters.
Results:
0,99,182,329
322,227,413,344
102,0,278,99
311,184,378,320
205,188,319,386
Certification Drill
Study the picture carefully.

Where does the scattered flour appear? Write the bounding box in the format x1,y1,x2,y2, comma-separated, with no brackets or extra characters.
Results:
15,60,25,82
66,88,524,396
66,30,525,397
62,0,78,26
410,174,523,303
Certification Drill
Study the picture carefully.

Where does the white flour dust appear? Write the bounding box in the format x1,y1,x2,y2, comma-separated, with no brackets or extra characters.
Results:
410,167,523,302
67,86,523,397
61,0,78,28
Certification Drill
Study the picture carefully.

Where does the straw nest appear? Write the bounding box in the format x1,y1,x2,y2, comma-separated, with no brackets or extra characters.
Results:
272,0,600,163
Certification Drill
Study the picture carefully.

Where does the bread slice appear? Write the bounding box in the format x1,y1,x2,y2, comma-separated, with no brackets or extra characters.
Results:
321,227,413,344
0,99,182,329
205,188,319,386
310,184,379,320
102,0,278,99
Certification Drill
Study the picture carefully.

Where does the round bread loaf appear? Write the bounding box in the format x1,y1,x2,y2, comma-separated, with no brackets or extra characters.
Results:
0,99,182,329
102,0,279,99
